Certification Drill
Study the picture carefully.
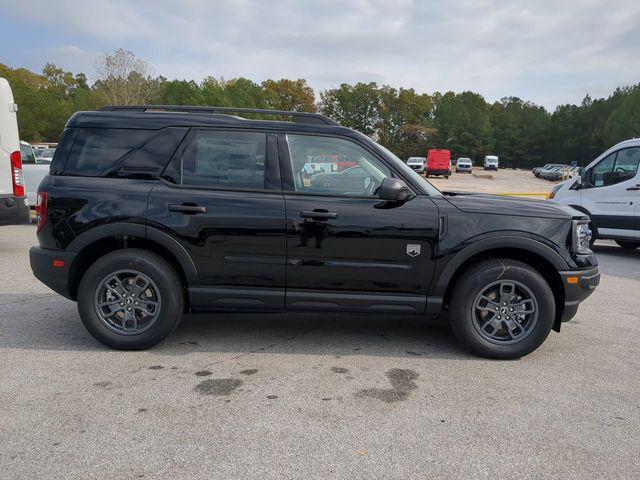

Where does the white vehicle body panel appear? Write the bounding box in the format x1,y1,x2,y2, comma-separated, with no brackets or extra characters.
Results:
551,138,640,240
0,78,20,195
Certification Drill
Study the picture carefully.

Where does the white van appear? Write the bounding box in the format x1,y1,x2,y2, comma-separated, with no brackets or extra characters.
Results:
550,138,640,248
0,78,29,225
484,155,499,170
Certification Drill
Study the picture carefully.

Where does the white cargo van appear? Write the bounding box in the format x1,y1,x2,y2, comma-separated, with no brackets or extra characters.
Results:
484,155,499,170
0,78,29,225
550,138,640,249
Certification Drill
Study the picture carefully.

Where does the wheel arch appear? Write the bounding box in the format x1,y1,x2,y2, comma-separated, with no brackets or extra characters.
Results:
67,223,198,301
432,237,568,332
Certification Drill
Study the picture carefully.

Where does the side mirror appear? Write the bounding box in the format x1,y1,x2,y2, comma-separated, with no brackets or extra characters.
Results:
378,177,413,202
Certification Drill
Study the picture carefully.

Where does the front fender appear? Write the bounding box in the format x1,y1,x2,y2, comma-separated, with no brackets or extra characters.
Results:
428,234,571,303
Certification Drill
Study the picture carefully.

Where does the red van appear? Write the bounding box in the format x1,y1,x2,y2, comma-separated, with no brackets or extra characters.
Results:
425,149,451,178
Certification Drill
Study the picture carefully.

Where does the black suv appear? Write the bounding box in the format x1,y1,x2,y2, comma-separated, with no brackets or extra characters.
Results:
30,106,600,358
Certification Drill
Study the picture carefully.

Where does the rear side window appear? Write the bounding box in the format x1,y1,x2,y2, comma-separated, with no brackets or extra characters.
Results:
178,130,266,190
64,128,155,176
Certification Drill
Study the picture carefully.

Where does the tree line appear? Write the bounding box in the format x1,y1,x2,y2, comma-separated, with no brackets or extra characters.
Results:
2,49,639,168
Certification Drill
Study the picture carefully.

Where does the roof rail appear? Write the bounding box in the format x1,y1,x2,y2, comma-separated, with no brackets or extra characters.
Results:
98,105,340,126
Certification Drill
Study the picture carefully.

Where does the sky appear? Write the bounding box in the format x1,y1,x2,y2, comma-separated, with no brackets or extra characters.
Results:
0,0,639,110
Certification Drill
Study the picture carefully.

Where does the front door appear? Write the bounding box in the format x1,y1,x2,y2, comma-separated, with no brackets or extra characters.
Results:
280,133,439,313
147,128,286,310
581,146,640,239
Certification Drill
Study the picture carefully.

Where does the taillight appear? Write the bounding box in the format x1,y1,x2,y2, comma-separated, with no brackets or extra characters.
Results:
36,191,48,233
10,151,25,197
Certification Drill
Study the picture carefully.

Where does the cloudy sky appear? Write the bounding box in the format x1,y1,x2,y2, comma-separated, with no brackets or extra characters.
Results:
1,0,638,109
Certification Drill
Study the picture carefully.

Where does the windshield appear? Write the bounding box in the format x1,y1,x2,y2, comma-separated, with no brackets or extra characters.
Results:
377,144,441,196
40,149,55,159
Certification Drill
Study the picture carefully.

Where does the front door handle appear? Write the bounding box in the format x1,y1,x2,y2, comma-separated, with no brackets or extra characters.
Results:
168,204,207,214
300,209,338,220
626,185,640,191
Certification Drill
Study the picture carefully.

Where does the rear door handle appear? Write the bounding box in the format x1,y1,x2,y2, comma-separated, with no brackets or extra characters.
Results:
626,185,640,191
168,204,207,214
300,209,338,220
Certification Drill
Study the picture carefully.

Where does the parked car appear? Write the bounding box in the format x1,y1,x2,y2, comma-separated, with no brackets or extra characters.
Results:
21,141,51,209
455,157,473,173
540,166,564,180
36,148,55,164
534,163,563,177
0,78,29,225
406,156,426,174
30,105,599,359
550,138,640,249
484,155,499,170
425,149,451,178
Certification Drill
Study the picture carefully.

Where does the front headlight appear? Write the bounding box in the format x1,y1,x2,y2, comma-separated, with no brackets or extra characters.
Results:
548,183,563,199
572,220,592,254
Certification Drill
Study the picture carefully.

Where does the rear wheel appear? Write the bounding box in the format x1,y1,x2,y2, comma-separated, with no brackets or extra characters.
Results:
77,249,184,350
615,240,640,249
449,259,555,359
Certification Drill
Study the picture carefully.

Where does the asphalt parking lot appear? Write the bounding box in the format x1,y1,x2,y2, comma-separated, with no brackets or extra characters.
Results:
1,225,639,479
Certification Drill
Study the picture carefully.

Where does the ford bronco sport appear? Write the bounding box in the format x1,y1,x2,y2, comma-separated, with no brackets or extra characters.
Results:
30,106,600,358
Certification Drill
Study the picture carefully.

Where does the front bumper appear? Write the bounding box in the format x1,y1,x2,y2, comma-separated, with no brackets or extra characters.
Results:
558,267,600,323
30,246,77,300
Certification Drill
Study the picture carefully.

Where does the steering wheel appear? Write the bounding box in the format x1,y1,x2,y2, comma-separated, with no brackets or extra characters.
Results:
615,167,627,174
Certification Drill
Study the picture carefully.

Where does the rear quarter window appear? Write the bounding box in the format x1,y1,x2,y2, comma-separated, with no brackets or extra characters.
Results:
64,128,155,177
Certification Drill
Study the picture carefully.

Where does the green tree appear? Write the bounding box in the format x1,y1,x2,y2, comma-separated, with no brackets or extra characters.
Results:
320,82,380,136
262,78,315,112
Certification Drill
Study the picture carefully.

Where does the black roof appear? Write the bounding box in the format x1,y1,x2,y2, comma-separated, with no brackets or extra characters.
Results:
66,105,359,137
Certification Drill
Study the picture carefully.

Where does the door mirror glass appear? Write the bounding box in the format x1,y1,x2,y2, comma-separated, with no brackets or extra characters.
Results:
378,177,413,202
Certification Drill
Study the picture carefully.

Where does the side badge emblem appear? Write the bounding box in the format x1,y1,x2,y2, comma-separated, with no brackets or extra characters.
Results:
406,244,421,257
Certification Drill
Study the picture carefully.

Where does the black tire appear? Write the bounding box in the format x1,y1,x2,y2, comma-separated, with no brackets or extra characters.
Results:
77,249,184,350
449,258,555,359
615,240,640,249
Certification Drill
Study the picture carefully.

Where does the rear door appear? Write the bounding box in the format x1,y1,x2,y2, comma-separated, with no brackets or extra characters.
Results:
147,128,286,309
280,132,439,313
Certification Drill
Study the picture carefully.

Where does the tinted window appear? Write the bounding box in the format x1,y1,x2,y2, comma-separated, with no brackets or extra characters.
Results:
586,147,640,188
287,134,390,196
65,128,155,176
180,130,266,189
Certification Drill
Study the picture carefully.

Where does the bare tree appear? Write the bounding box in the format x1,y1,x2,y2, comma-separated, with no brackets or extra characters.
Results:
94,49,156,105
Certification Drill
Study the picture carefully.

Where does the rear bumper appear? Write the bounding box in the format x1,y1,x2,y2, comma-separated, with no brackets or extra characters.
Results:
0,194,30,226
558,267,600,323
30,246,77,300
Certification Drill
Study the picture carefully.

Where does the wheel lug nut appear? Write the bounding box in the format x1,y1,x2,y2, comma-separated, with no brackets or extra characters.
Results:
127,307,131,311
509,308,514,312
119,302,124,306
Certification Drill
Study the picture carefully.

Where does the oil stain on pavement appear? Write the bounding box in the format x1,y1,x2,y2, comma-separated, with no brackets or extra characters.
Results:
195,379,243,396
356,368,419,403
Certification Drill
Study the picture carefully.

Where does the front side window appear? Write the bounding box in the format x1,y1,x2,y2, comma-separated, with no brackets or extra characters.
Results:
286,134,390,196
585,147,640,188
180,130,266,190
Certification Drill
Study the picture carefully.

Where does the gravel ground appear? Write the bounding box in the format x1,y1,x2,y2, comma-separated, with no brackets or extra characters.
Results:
0,225,638,479
430,168,561,196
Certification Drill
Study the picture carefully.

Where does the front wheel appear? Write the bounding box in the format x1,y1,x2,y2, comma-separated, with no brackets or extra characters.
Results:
77,249,184,350
449,259,555,359
615,240,640,249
